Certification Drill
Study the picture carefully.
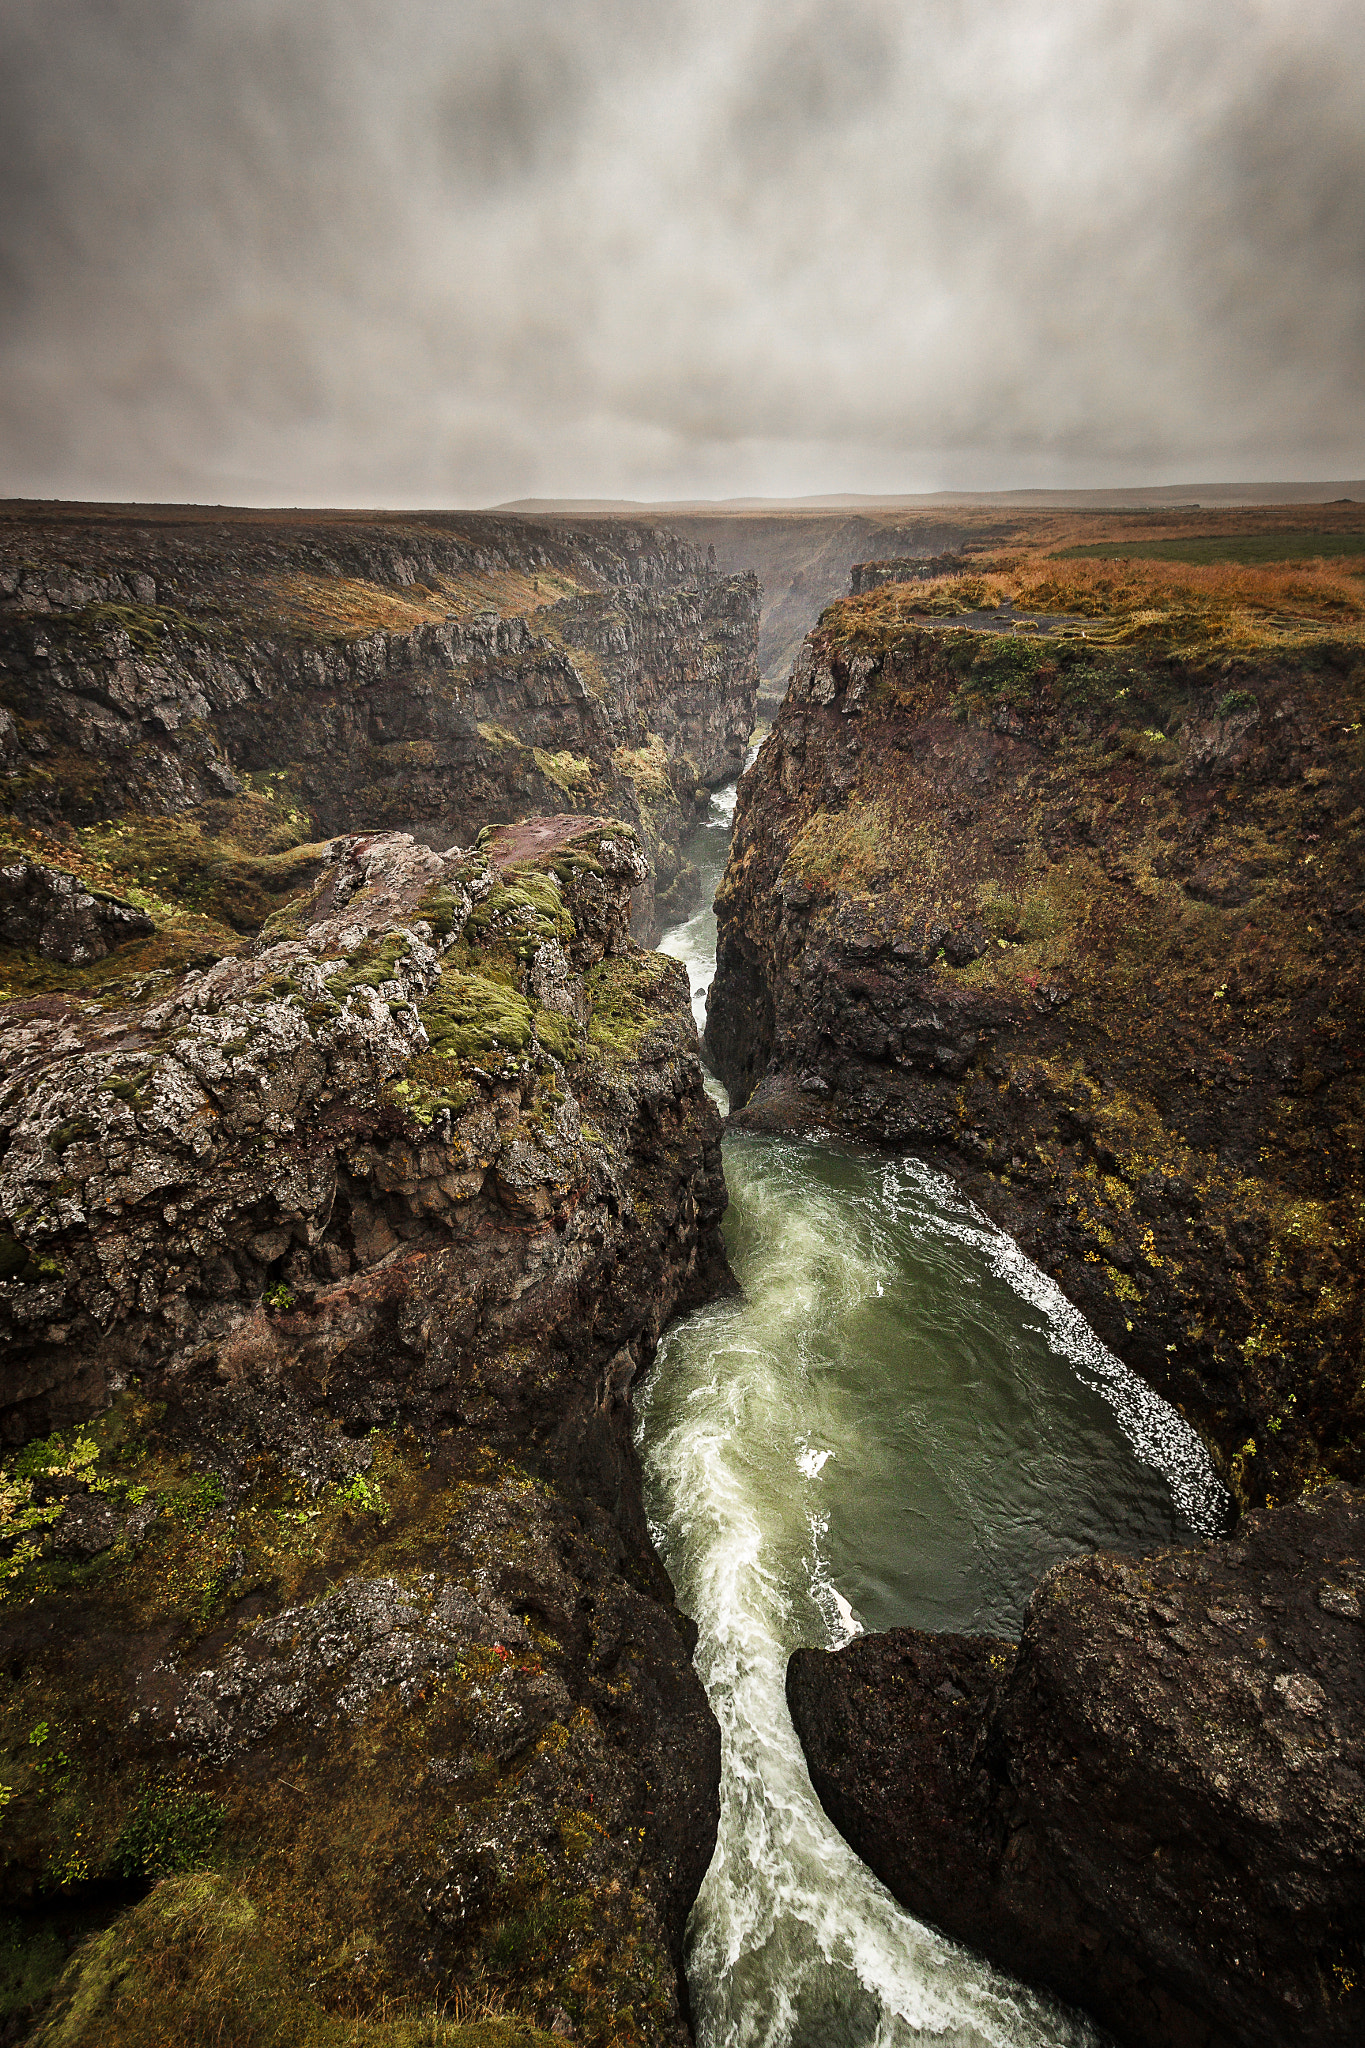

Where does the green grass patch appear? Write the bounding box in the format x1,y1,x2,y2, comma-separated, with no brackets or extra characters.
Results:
782,800,890,896
109,1779,226,1882
1052,532,1365,566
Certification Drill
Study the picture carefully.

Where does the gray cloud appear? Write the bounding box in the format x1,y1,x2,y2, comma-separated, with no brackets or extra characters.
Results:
0,0,1361,503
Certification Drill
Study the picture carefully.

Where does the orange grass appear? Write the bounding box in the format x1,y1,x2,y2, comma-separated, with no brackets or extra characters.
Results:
833,528,1365,659
260,566,591,639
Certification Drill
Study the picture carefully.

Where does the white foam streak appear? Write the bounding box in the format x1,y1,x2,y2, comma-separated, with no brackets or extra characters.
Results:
640,1272,1100,2048
870,1155,1227,1539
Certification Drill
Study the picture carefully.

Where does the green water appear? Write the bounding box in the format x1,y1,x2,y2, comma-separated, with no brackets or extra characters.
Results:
639,788,1225,2048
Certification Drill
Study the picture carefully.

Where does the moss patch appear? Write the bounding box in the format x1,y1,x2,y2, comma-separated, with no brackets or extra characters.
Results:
32,1872,559,2048
467,876,574,965
419,972,534,1065
584,955,678,1064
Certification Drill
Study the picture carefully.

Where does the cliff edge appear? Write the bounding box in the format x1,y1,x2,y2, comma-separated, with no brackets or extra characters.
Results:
0,815,727,2047
706,597,1363,1504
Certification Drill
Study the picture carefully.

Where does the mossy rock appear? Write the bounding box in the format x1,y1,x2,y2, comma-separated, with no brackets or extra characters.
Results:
325,934,416,1002
32,1872,559,2048
583,955,677,1063
531,1008,581,1065
415,884,467,943
467,875,574,964
419,972,534,1064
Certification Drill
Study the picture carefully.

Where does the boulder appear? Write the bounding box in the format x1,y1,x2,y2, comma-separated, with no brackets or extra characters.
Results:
789,1486,1365,2048
0,857,155,963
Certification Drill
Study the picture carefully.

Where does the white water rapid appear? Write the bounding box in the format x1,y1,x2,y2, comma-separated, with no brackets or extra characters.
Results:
639,784,1226,2048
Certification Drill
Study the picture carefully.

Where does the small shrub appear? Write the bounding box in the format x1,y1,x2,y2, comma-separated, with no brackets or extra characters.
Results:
1216,688,1259,719
334,1471,387,1516
160,1473,225,1522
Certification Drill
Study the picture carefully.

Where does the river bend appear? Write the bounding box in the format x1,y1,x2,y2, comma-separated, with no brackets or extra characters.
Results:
638,786,1226,2048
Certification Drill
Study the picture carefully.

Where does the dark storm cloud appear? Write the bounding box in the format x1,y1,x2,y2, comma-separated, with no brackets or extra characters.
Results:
0,0,1360,502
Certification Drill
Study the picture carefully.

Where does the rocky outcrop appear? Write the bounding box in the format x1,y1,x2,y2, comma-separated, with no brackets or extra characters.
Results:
789,1485,1365,2048
705,607,1364,1501
0,815,729,2045
0,507,759,942
848,554,973,593
0,858,154,964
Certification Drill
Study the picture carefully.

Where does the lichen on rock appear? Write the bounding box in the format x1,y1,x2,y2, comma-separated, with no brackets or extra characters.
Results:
0,812,729,2046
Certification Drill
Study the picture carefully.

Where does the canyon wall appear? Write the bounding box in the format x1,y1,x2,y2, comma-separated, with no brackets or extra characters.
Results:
644,511,984,698
706,606,1363,1506
0,816,728,2045
0,506,760,941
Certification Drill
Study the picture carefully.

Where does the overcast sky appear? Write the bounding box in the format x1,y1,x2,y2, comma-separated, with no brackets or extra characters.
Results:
1,0,1362,505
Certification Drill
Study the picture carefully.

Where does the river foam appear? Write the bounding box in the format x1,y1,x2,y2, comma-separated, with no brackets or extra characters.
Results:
640,786,1223,2046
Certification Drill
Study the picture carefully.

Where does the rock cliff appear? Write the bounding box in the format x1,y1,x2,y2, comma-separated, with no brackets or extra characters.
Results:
0,815,728,2046
789,1485,1365,2048
651,512,981,699
706,602,1363,1504
0,506,760,944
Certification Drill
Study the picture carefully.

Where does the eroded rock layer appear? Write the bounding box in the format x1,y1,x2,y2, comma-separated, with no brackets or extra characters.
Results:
0,505,760,943
789,1486,1365,2048
706,610,1364,1501
0,817,728,2047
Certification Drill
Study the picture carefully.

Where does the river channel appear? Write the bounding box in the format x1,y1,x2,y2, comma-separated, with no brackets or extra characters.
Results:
638,783,1227,2048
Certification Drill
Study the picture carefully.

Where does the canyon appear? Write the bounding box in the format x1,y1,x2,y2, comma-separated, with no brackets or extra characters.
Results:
0,506,757,2046
2,498,1363,2048
0,504,760,946
703,548,1364,2045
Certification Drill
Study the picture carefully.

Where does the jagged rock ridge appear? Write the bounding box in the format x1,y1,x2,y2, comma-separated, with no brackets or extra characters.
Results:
0,815,729,2045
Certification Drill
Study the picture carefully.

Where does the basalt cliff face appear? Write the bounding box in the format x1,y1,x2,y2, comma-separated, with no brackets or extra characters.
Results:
0,816,728,2047
716,590,1365,2048
0,506,759,945
789,1486,1365,2048
707,605,1363,1506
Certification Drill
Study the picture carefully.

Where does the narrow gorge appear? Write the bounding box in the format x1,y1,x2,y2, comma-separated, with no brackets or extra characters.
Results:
1,504,1361,2048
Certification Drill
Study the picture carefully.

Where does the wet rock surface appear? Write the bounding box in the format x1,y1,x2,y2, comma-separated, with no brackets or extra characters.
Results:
0,817,728,2046
706,608,1364,1501
788,1485,1365,2048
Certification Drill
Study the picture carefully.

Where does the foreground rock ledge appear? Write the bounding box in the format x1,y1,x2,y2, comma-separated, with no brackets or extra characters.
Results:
0,816,728,2047
788,1486,1364,2048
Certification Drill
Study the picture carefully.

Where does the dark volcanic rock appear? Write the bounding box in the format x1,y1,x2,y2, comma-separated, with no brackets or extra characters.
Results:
0,817,727,2045
706,609,1365,1501
789,1486,1365,2048
0,857,155,963
0,505,760,945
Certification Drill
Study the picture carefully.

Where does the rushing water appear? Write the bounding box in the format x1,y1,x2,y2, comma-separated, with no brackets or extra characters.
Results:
639,784,1227,2048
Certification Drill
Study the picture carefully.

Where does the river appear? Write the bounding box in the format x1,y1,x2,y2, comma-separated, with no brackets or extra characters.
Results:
638,783,1227,2048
